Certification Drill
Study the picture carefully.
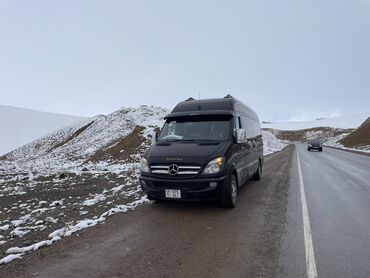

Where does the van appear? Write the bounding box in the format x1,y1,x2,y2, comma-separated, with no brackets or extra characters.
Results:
139,95,263,208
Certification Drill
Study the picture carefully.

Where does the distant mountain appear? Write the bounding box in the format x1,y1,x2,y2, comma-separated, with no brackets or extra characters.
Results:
0,105,86,155
262,113,370,131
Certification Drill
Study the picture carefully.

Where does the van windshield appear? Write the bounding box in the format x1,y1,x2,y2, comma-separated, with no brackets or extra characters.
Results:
158,115,233,142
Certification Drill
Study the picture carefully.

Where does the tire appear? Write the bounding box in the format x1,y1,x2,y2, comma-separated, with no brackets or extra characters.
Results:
252,161,262,180
319,148,323,152
307,148,311,151
221,175,238,208
147,194,157,201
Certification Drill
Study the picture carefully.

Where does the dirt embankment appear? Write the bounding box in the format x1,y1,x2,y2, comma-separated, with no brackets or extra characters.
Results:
340,117,370,148
90,125,147,163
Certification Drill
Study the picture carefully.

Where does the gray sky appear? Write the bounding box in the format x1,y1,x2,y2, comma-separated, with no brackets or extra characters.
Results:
0,0,369,122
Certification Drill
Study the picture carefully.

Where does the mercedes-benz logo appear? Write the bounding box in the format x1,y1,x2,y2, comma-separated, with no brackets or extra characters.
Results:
168,164,179,176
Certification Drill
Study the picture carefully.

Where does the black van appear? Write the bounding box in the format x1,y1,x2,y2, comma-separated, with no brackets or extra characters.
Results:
140,95,263,208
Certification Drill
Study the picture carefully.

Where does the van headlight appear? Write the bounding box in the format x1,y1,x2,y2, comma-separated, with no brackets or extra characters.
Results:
140,158,150,173
203,157,225,174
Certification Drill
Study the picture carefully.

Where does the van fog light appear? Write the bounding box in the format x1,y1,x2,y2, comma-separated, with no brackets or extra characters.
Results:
209,182,218,188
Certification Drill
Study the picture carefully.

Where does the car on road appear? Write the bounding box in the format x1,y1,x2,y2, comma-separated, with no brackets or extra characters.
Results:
139,95,264,208
307,139,323,152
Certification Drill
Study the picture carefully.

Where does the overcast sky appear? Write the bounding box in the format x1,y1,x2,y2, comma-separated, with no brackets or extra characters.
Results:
0,0,369,122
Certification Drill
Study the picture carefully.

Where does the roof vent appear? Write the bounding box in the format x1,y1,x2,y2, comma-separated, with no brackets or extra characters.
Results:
224,94,234,99
185,97,195,101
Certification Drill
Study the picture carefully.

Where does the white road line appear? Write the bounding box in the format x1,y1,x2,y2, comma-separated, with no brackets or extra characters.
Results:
297,151,318,278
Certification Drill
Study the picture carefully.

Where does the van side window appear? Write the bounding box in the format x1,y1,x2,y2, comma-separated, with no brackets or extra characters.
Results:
237,117,242,129
240,115,260,138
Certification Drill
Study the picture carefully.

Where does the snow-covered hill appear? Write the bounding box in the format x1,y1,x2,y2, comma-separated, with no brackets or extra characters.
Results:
1,106,168,175
262,113,370,131
0,105,86,155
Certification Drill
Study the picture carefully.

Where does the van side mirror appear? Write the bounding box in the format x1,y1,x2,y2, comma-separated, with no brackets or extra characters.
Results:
235,129,246,143
233,129,238,144
150,131,158,145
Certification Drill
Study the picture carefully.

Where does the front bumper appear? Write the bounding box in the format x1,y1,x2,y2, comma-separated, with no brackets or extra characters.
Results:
139,175,228,201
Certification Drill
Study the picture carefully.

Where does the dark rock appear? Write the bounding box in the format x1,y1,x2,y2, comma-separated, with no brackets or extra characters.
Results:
22,240,32,246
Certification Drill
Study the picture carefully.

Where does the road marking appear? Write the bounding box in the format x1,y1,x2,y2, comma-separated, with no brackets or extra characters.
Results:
297,152,318,278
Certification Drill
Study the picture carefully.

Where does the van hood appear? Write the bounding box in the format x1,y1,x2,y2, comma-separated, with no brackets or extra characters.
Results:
147,141,230,166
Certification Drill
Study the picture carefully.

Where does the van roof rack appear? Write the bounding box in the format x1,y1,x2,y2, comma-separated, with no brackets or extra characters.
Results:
224,94,234,99
185,97,195,101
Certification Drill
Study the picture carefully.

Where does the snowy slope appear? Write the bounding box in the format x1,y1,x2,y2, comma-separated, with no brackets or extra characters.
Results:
0,105,86,155
262,113,370,131
1,106,168,175
262,130,287,155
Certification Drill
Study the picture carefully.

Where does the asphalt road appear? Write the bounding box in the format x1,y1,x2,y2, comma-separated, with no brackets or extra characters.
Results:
1,144,370,278
281,144,370,278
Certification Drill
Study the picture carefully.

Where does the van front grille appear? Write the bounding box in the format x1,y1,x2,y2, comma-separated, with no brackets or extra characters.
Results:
150,165,201,176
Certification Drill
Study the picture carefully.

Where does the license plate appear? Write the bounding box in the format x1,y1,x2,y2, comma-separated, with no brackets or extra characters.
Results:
165,189,181,199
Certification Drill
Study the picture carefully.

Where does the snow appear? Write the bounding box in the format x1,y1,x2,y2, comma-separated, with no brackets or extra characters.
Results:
45,217,58,224
0,254,22,265
0,224,10,231
83,194,106,206
0,105,86,155
262,130,287,155
50,199,64,207
262,113,370,131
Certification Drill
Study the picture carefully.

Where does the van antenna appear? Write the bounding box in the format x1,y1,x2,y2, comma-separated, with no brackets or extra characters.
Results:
198,91,201,110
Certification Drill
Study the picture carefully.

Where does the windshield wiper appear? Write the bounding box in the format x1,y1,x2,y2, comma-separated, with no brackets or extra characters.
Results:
181,139,218,142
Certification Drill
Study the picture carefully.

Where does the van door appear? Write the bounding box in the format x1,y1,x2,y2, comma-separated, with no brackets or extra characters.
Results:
232,116,245,185
241,116,256,179
236,116,253,184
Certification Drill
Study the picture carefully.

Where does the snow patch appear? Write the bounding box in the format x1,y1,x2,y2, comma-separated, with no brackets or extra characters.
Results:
262,131,287,155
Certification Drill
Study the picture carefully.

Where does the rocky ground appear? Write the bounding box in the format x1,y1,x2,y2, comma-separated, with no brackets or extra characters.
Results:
0,168,146,264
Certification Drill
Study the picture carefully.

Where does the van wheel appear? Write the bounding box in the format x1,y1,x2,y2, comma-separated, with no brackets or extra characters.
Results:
253,162,262,180
147,194,157,201
221,175,238,208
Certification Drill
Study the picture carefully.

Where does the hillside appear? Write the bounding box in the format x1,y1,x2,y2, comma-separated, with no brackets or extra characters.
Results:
339,117,370,151
0,106,168,175
267,127,353,144
0,105,86,155
265,115,370,153
262,113,370,131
